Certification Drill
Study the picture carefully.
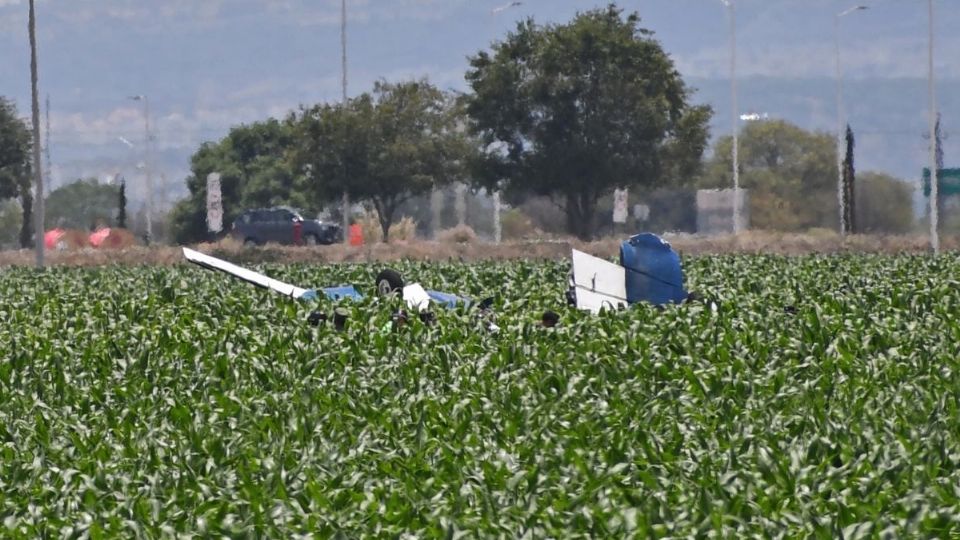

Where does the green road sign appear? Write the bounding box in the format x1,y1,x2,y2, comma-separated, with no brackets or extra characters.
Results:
922,168,960,197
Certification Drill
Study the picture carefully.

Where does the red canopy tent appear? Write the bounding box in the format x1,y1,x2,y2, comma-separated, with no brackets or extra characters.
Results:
88,228,135,249
44,228,89,250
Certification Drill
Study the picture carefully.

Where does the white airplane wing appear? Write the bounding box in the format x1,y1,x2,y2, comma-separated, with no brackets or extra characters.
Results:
182,247,314,300
571,249,628,314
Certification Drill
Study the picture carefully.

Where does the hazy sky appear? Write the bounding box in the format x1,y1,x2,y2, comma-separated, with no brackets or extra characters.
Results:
0,0,957,190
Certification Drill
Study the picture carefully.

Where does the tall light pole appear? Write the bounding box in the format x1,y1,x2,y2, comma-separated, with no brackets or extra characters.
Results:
45,94,51,190
129,95,152,244
492,2,522,15
928,0,939,253
28,0,44,267
834,5,867,235
489,1,523,243
720,0,740,233
340,0,350,244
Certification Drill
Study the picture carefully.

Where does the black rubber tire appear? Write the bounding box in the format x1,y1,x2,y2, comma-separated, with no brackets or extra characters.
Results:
541,310,560,328
243,238,259,247
306,311,328,327
304,233,319,246
375,269,405,296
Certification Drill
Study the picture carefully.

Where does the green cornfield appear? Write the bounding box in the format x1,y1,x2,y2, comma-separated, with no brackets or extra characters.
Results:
2,255,960,538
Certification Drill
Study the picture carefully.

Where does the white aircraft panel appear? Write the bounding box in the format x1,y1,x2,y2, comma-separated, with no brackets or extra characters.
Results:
402,283,432,312
571,249,627,314
182,247,311,299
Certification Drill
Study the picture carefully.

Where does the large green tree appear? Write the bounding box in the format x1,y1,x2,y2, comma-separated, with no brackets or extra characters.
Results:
44,178,120,230
293,80,470,241
855,172,913,234
463,4,711,239
0,97,34,248
0,199,22,248
169,118,307,244
701,119,837,231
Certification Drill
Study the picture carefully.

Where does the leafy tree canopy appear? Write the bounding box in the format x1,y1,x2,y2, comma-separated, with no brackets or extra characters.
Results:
855,171,913,234
170,118,307,244
464,4,711,239
701,119,838,231
45,178,120,230
0,98,30,201
0,199,22,248
0,97,35,247
293,80,471,241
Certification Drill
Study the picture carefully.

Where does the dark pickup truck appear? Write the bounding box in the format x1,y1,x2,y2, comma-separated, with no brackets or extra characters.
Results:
231,207,342,246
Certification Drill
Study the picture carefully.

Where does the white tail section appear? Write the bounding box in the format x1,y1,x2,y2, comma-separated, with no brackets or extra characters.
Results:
571,249,628,314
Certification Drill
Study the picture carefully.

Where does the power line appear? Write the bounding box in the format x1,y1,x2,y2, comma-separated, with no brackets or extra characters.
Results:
48,127,233,135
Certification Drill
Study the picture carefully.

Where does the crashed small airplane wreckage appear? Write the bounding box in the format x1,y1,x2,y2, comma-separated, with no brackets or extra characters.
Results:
567,233,695,313
181,247,494,329
182,232,696,329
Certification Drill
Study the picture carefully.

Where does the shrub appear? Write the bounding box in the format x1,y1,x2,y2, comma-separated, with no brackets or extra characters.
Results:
356,212,418,243
436,224,477,243
501,208,536,240
388,216,418,242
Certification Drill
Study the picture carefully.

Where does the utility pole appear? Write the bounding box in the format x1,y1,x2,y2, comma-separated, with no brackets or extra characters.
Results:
928,0,939,253
129,95,153,244
144,97,152,243
729,0,740,233
720,0,740,233
455,183,467,226
489,1,522,243
340,0,350,244
493,191,502,243
45,94,51,191
159,172,167,214
29,0,44,267
430,189,443,238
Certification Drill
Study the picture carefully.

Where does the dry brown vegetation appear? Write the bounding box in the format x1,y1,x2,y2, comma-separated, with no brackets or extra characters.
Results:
435,225,478,244
355,214,418,244
0,231,953,267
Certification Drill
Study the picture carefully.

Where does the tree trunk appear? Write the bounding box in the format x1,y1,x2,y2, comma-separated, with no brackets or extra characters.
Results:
374,198,395,243
19,191,33,249
380,216,390,243
579,198,596,240
565,191,596,240
565,200,579,239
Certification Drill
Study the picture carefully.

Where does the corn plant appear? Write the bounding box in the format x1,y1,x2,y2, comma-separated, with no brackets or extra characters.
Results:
0,255,959,537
